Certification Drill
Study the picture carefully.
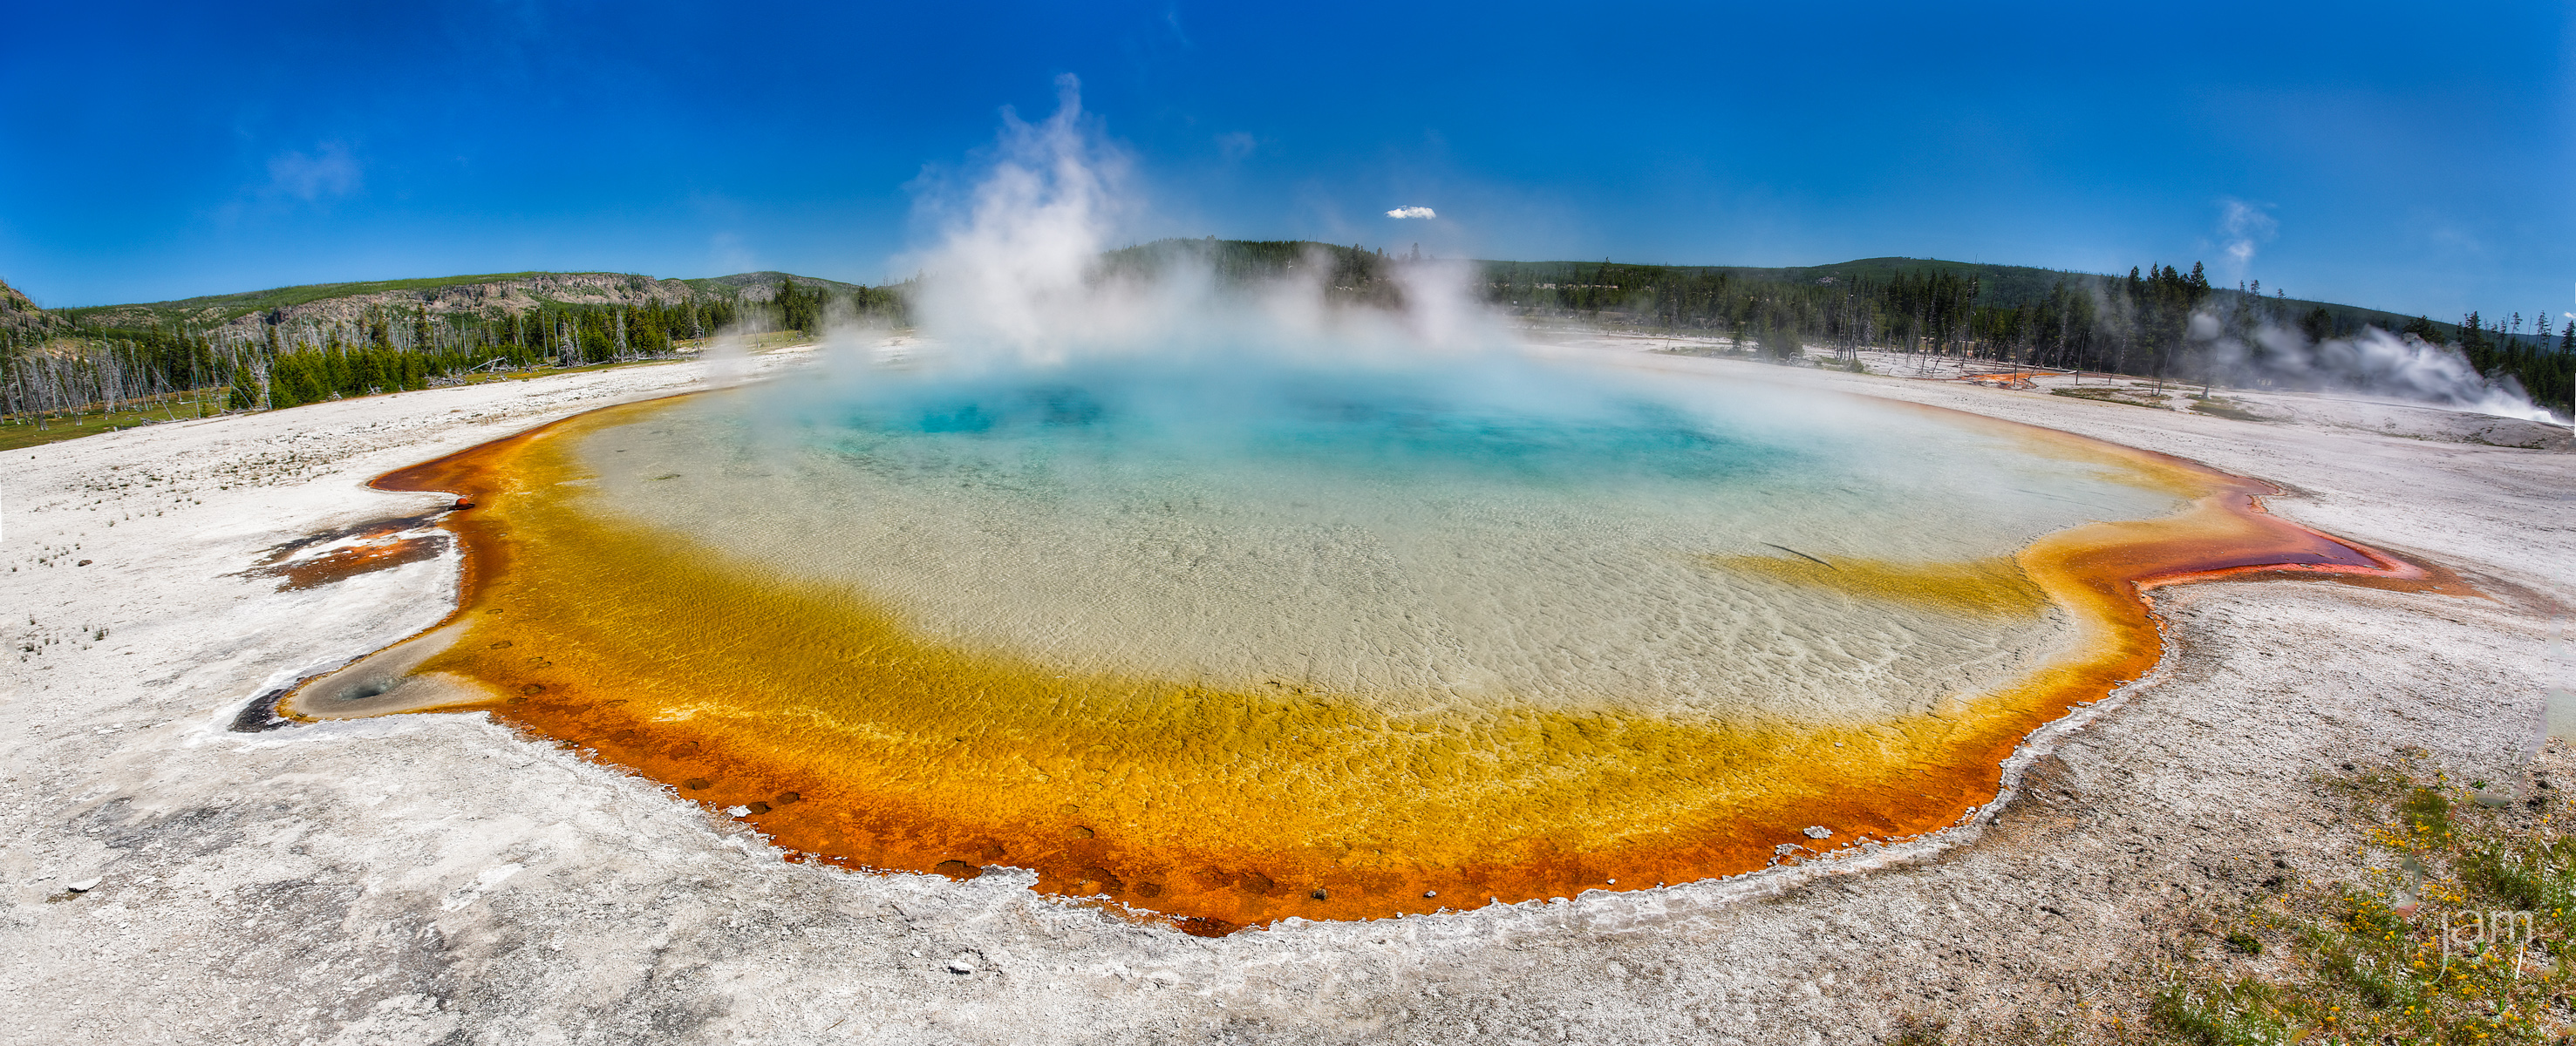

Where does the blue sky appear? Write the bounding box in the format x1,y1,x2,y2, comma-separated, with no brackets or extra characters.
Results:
3,2,2567,325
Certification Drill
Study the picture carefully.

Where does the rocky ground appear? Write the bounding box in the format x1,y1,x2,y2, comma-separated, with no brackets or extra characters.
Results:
2,341,2566,1044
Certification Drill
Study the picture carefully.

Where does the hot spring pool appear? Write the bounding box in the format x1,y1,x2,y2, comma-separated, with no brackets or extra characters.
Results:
591,357,2177,717
297,352,2429,932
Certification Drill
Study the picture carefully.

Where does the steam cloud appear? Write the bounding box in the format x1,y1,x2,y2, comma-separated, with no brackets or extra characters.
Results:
873,78,1496,372
897,74,1136,360
758,77,1908,479
849,85,2555,431
2200,315,2557,422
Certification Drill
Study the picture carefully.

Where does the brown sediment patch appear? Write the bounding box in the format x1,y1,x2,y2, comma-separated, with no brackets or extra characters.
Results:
239,509,453,591
278,388,2470,934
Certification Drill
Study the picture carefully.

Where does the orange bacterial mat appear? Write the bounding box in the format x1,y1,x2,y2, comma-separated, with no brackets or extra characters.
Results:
284,390,2468,934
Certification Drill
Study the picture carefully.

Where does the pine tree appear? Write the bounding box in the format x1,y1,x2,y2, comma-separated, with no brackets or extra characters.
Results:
2299,307,2333,344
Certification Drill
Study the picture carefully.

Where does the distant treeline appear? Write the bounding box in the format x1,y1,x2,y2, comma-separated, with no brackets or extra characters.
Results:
1099,238,1408,307
1481,255,2573,411
1487,259,1982,360
2453,312,2573,411
1,276,906,418
1097,240,2576,410
0,326,223,420
8,248,2567,419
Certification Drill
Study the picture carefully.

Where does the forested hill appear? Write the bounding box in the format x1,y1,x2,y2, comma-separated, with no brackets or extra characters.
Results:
1103,240,2564,406
1106,240,2458,346
5,243,2566,421
58,269,885,337
0,277,37,316
1475,252,2567,410
0,276,67,336
3,269,903,418
26,248,2470,349
1483,255,2448,344
681,271,875,297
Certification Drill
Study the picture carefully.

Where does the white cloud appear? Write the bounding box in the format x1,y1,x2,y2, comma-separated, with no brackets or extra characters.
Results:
265,143,361,203
1386,206,1436,220
2218,198,2276,273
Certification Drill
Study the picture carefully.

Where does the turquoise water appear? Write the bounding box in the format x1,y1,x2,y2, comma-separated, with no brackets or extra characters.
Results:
572,352,2183,723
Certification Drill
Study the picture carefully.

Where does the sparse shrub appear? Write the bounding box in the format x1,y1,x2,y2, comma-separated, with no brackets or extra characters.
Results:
1887,1013,1949,1046
2400,785,2450,836
2134,760,2576,1044
2463,845,2549,912
2150,984,2286,1046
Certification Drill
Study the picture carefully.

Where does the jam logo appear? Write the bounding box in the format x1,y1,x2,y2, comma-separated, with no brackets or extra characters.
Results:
2438,909,2540,972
